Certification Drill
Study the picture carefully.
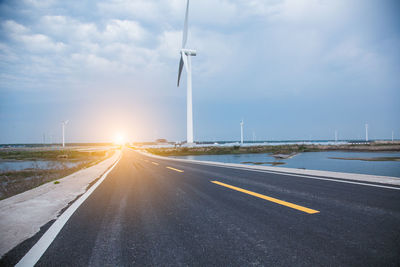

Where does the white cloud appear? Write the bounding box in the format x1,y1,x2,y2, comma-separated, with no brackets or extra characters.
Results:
97,0,163,21
103,19,146,42
2,20,29,34
19,34,66,52
23,0,55,8
2,20,66,53
190,0,238,26
0,0,398,96
157,30,181,59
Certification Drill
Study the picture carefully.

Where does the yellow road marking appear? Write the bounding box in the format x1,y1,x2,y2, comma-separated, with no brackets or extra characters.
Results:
211,181,319,214
166,166,184,173
151,162,159,165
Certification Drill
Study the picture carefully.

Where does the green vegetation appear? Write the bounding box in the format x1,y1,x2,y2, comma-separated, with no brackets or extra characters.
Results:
270,162,286,166
146,145,314,157
145,143,400,157
0,149,114,200
0,150,107,161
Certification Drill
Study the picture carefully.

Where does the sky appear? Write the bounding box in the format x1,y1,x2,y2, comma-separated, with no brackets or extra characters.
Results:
0,0,399,143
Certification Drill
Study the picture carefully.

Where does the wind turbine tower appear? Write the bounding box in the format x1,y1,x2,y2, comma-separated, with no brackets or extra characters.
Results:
240,120,244,145
365,123,368,142
335,130,338,143
177,0,196,145
392,130,394,142
62,120,69,148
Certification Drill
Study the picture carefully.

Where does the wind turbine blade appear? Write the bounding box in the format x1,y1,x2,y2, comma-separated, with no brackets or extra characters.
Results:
182,0,189,48
177,55,184,87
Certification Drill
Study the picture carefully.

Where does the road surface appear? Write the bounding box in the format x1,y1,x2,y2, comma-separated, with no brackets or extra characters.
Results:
30,149,400,265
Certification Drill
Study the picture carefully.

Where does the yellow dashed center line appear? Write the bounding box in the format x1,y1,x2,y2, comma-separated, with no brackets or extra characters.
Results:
166,166,184,173
211,181,319,214
151,162,159,165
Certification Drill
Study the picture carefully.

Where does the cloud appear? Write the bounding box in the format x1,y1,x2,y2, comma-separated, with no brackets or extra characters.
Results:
103,19,147,42
2,20,29,34
2,20,65,53
157,30,181,59
97,0,165,22
0,0,399,142
23,0,55,7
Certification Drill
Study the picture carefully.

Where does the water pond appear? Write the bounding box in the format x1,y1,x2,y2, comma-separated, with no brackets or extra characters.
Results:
0,160,82,171
171,151,400,177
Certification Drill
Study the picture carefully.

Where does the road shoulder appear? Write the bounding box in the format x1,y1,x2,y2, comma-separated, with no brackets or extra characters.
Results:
0,149,121,258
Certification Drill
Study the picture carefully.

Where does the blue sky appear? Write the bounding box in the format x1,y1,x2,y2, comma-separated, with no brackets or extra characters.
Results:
0,0,399,143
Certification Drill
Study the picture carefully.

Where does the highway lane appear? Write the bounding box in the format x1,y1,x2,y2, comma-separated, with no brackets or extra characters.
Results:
34,148,400,266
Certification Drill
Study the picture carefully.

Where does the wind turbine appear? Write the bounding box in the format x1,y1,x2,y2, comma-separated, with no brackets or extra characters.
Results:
240,120,244,145
365,123,368,142
62,120,69,148
334,130,338,143
177,0,196,145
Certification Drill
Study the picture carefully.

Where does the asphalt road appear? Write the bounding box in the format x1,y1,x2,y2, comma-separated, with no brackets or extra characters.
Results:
34,148,400,266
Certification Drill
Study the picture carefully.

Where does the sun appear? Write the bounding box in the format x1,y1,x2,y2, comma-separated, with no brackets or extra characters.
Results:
113,132,126,145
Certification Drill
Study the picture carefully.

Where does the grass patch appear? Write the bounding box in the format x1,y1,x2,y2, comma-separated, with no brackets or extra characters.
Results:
145,145,318,157
0,149,114,200
0,150,107,161
143,143,400,157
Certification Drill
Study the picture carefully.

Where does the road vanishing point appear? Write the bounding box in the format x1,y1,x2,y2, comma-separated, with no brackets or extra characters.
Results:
18,149,400,266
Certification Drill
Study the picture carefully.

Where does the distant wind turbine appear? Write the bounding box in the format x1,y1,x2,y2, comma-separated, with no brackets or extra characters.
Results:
62,120,69,148
365,123,368,142
392,130,394,142
240,120,244,145
177,0,196,145
334,130,338,143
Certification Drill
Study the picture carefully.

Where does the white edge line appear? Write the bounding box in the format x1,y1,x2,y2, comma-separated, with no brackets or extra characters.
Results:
16,155,121,267
174,158,400,190
214,165,400,191
134,150,400,191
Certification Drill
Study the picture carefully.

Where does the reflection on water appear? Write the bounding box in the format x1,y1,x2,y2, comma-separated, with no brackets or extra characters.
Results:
171,151,400,177
0,160,81,171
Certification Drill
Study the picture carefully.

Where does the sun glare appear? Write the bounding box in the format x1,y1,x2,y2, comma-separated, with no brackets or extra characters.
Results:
114,132,126,145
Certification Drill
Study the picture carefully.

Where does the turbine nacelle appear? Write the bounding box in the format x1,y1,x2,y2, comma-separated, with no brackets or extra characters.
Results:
181,49,197,56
